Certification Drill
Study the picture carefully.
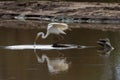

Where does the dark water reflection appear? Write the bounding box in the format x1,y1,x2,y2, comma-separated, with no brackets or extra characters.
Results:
0,26,120,80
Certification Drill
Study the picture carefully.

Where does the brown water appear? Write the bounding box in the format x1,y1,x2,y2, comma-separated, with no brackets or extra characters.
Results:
0,26,120,80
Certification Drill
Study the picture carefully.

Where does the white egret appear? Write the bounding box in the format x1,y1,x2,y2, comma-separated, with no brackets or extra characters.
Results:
34,22,70,52
35,53,70,74
34,22,69,42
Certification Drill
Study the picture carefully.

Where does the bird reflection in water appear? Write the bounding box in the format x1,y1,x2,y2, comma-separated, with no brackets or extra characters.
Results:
35,52,70,74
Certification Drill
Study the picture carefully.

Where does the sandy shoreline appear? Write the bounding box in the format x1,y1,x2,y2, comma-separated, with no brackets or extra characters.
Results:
1,1,120,17
0,1,120,31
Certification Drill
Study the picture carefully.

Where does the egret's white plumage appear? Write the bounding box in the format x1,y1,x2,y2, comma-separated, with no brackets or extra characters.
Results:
47,22,68,35
35,22,69,41
34,22,69,52
34,23,68,57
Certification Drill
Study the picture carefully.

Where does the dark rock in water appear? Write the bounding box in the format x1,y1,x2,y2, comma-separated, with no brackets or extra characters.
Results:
97,38,114,53
52,43,94,49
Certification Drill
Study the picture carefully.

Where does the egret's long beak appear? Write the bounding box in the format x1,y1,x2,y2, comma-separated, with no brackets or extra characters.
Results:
34,34,39,53
34,35,39,42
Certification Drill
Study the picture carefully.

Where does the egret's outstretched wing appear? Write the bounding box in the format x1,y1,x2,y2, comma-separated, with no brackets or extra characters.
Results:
53,23,68,30
48,23,69,34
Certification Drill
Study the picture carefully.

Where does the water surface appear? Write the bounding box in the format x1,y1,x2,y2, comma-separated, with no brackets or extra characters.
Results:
0,25,120,80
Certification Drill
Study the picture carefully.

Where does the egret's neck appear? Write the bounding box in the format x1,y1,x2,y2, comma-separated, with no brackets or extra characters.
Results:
37,32,49,39
38,55,50,64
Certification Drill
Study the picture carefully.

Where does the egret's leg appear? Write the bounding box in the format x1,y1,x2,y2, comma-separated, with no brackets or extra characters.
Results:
54,35,64,44
34,33,40,53
59,34,64,41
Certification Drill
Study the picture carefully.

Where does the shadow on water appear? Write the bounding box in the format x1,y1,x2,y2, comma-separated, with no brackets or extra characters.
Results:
0,25,120,80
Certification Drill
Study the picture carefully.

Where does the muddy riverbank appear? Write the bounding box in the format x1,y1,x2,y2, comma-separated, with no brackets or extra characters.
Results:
0,1,120,31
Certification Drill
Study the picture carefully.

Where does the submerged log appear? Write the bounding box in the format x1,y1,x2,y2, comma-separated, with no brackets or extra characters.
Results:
1,13,120,24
